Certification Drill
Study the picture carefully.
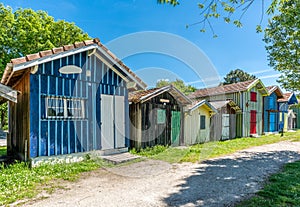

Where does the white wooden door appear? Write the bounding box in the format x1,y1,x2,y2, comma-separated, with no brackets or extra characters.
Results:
101,95,114,150
115,96,125,148
222,114,230,140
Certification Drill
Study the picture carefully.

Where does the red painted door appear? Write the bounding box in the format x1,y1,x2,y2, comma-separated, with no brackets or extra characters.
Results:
250,110,257,134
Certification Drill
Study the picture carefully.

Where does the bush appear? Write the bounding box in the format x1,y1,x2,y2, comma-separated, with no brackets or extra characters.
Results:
130,145,168,157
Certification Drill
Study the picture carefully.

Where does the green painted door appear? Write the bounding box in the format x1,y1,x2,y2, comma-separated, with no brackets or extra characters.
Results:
171,111,181,146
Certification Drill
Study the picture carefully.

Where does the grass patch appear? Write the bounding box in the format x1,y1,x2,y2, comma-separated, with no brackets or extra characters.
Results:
0,158,108,205
130,145,189,163
151,148,190,163
183,130,300,162
131,130,300,163
237,161,300,207
130,145,168,157
0,146,6,156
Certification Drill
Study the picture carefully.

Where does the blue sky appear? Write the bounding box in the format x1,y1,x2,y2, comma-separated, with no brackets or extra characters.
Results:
2,0,281,89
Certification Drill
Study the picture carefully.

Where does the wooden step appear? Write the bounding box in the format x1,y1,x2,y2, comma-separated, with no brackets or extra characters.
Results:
101,152,140,164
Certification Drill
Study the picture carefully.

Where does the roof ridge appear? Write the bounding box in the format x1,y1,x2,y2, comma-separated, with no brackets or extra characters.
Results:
189,79,258,98
1,38,147,89
10,38,99,65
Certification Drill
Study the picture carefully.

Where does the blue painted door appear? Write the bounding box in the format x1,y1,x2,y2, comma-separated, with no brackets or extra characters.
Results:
269,112,276,132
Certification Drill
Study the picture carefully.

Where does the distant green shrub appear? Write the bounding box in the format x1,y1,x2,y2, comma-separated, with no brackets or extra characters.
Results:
130,145,168,157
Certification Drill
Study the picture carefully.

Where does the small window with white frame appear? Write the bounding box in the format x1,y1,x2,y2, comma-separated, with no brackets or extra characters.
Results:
46,96,85,119
67,99,84,118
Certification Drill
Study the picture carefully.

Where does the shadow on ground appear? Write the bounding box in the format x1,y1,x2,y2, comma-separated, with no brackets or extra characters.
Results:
163,150,300,207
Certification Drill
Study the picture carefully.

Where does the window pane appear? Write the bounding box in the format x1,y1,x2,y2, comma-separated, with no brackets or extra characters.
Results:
157,109,166,124
45,96,84,119
200,115,206,129
250,92,257,102
58,99,64,116
47,98,56,116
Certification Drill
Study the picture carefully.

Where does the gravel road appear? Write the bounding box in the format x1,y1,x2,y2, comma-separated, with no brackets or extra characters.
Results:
22,141,300,207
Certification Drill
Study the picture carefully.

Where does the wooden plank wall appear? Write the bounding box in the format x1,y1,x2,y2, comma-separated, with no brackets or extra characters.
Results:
129,92,181,149
206,92,243,137
8,72,30,159
229,89,264,137
291,107,300,129
210,112,222,141
263,92,279,132
229,114,236,138
184,106,211,144
29,51,128,158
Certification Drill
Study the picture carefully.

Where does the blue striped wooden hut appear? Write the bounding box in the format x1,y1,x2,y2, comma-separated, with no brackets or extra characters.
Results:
263,86,283,133
0,38,146,161
278,92,298,131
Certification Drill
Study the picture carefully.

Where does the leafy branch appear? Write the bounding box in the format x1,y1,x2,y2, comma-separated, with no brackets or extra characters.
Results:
158,0,279,35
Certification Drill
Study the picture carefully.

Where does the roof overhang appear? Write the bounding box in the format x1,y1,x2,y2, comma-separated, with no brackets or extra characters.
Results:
209,100,241,113
140,85,192,106
0,84,18,104
267,86,284,98
247,79,268,96
188,100,218,114
288,93,299,104
2,43,147,90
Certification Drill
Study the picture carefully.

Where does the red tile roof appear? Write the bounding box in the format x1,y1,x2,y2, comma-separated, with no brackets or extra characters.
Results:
265,85,283,98
7,40,95,66
188,79,257,99
278,92,292,102
265,86,275,91
129,88,159,103
1,38,147,89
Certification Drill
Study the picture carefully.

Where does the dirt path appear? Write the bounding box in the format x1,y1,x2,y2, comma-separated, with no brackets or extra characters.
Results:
22,141,300,207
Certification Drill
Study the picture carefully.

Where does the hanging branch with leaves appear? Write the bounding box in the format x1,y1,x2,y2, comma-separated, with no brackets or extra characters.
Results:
157,0,286,36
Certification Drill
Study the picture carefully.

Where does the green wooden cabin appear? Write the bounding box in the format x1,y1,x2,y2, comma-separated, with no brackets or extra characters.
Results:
189,79,268,137
129,85,191,149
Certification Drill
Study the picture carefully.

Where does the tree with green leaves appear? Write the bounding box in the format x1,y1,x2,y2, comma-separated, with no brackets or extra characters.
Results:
222,69,256,85
157,0,285,35
158,0,299,92
156,79,196,95
0,4,90,77
264,0,300,92
0,4,90,129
